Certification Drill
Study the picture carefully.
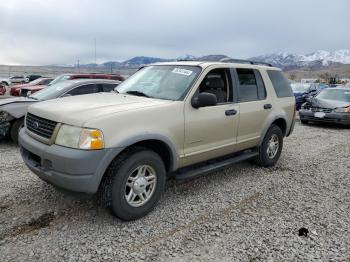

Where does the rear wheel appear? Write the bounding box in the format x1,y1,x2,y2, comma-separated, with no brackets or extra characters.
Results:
255,125,283,167
10,118,24,145
100,148,166,221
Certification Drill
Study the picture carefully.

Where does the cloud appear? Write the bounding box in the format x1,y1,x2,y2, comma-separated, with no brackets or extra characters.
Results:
0,0,349,65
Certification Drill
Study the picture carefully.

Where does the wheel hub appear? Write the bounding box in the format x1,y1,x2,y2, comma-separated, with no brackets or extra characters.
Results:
132,177,148,194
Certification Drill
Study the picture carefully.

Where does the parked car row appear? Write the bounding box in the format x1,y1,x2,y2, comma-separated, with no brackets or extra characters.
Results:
0,74,43,86
0,78,121,143
3,73,125,97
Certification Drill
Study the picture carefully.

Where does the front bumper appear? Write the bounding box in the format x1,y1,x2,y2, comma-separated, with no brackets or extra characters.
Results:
299,110,350,125
19,129,124,194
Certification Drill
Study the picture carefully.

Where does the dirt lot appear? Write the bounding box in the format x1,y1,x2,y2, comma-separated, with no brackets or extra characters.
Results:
0,122,349,261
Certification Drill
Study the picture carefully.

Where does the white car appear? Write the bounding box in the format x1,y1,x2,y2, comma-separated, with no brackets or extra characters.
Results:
9,76,26,85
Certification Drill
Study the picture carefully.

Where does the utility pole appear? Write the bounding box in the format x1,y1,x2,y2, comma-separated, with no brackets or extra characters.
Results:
94,38,97,64
77,60,80,73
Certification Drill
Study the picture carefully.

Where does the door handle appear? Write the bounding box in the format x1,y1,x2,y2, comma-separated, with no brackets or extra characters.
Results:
264,104,272,109
225,109,237,116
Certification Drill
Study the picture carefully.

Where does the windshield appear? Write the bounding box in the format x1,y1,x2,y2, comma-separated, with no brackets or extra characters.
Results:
48,75,71,86
116,65,201,100
316,89,350,102
291,83,310,92
29,81,72,100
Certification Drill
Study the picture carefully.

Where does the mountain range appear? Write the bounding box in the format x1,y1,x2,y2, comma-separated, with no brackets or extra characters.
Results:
61,49,350,71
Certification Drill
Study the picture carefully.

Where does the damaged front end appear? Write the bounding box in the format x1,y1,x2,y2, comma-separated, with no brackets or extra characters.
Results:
0,111,11,137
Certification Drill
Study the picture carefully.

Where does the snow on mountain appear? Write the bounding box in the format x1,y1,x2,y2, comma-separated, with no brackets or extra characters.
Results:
250,49,350,69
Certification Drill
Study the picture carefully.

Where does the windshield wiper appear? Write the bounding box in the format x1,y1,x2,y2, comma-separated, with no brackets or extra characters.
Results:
125,90,150,98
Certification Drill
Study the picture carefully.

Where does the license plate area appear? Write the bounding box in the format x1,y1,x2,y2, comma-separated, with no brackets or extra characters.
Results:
314,112,326,118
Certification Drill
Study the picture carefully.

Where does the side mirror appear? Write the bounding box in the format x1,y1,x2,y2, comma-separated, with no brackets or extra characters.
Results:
191,92,217,108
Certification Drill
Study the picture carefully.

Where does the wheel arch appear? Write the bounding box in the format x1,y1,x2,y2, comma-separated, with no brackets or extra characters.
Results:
259,115,288,146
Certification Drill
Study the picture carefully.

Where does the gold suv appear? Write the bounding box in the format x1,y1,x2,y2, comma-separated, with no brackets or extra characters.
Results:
19,60,296,220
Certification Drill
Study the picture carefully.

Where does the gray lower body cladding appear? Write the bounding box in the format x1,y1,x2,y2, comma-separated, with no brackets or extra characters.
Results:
18,129,124,194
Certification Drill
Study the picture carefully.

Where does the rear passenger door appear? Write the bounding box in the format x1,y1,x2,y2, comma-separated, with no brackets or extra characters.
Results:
233,68,270,150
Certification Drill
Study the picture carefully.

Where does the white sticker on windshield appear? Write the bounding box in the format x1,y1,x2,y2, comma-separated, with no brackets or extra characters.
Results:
172,68,193,76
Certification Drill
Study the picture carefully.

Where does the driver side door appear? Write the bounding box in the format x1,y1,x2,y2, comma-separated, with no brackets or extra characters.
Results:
183,67,239,166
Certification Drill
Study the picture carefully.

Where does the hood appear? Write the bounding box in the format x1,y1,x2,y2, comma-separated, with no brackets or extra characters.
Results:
28,92,173,126
0,97,36,107
308,97,350,109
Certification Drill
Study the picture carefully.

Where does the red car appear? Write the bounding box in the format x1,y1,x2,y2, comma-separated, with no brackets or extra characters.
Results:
21,73,125,96
0,83,6,95
10,77,53,96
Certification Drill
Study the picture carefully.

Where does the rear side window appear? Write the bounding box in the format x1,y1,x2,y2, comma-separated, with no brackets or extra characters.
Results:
236,69,266,102
267,70,293,97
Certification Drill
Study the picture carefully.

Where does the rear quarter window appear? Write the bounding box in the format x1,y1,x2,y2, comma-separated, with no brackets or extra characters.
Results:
267,70,293,97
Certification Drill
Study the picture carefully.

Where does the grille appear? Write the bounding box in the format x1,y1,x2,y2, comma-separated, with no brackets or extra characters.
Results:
26,113,57,139
310,107,332,113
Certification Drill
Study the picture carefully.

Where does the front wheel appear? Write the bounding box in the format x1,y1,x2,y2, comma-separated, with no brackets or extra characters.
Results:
255,125,283,167
10,118,24,145
100,148,166,221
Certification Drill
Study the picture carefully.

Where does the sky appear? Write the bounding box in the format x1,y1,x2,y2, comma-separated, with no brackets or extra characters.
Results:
0,0,349,65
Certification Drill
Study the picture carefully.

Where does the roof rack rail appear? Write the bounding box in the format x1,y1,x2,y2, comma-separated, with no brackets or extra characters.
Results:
219,58,273,67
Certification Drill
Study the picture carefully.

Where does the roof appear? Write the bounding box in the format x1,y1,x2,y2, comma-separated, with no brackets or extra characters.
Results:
150,60,280,70
67,78,121,85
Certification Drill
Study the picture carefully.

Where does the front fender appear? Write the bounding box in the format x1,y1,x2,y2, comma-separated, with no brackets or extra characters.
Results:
111,133,179,172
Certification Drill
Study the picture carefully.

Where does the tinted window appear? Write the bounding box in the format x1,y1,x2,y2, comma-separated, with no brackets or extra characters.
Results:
236,69,266,102
101,83,118,92
268,70,293,97
67,84,99,96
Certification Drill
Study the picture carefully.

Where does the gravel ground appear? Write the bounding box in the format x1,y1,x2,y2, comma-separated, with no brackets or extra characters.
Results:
0,121,349,261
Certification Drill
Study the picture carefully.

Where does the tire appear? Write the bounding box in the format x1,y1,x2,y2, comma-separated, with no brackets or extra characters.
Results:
300,119,309,125
10,118,24,145
255,124,283,167
99,148,166,221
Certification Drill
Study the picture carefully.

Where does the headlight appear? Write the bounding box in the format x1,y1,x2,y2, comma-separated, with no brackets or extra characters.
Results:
0,111,9,122
334,107,350,113
55,124,104,150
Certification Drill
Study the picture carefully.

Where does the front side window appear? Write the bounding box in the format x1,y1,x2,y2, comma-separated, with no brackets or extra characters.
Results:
116,65,201,100
237,69,266,102
198,68,232,104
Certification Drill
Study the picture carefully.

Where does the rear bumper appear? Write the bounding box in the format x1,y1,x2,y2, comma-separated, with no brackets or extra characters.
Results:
19,129,124,194
299,110,350,125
